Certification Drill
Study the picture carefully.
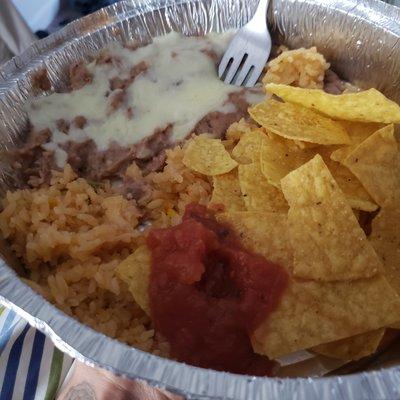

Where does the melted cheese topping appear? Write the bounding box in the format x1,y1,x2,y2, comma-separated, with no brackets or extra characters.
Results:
27,32,264,167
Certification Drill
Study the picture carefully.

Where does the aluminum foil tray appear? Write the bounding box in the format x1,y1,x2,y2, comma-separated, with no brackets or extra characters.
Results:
0,0,400,398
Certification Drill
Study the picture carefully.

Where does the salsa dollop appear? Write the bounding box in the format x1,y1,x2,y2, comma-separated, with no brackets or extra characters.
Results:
147,204,289,375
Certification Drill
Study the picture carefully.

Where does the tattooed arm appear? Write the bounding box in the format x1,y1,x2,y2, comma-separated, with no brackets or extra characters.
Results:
57,361,182,400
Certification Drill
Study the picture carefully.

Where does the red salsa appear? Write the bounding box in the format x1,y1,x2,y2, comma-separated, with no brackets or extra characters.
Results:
146,204,289,375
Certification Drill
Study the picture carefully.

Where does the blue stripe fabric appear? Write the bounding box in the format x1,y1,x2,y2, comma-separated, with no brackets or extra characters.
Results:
0,324,30,400
0,310,17,356
0,306,73,400
22,330,46,400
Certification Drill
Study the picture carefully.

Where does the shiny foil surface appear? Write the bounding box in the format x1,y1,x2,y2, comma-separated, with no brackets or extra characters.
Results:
0,1,400,399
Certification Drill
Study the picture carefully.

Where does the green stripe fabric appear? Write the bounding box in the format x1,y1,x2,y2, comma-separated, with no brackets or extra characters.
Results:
44,348,64,400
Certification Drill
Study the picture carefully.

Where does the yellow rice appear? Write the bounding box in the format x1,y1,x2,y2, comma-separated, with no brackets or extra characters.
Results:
263,46,329,89
0,146,211,355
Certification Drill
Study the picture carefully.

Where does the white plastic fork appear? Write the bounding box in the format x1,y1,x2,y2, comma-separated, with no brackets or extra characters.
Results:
218,0,271,87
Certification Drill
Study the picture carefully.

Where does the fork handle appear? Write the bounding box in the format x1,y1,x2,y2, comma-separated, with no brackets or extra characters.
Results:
251,0,270,24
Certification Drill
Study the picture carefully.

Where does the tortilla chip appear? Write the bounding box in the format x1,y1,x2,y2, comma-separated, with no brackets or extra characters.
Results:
343,125,400,206
231,128,267,164
390,321,400,330
330,121,383,164
210,171,245,212
318,150,378,212
311,329,385,361
258,137,376,211
260,133,315,188
265,83,400,123
281,154,381,281
226,118,260,143
370,202,400,295
340,121,384,144
223,204,400,359
333,168,378,212
217,211,293,270
252,276,400,359
238,163,288,212
116,245,151,315
183,135,238,176
249,99,350,145
330,147,353,165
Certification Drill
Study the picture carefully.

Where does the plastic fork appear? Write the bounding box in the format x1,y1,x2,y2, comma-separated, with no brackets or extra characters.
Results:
218,0,271,87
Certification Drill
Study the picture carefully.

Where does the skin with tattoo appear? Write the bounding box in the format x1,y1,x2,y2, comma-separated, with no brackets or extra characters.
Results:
63,382,96,400
57,362,182,400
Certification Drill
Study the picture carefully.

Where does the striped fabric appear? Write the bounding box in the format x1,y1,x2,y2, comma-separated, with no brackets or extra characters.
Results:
0,306,73,400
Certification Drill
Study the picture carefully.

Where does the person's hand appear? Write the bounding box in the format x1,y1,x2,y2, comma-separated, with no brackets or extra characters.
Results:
56,361,182,400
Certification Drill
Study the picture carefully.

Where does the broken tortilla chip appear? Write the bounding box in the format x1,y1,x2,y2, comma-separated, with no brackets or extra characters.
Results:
217,211,293,270
370,202,400,295
390,321,400,330
257,136,376,211
265,83,400,123
331,165,378,212
281,154,381,281
343,124,400,206
183,135,238,176
318,149,378,212
231,128,267,164
330,121,383,164
311,329,385,361
330,147,353,165
260,133,315,188
116,245,151,315
238,163,288,212
210,171,245,212
249,99,350,145
226,118,260,143
252,276,400,359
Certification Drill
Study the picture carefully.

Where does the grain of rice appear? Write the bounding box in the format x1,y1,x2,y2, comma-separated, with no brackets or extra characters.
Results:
263,47,329,89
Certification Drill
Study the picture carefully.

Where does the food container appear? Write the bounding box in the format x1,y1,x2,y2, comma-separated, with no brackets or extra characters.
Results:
1,0,400,398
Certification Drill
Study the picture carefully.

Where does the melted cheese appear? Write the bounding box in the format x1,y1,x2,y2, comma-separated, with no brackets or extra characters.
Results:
27,31,264,167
